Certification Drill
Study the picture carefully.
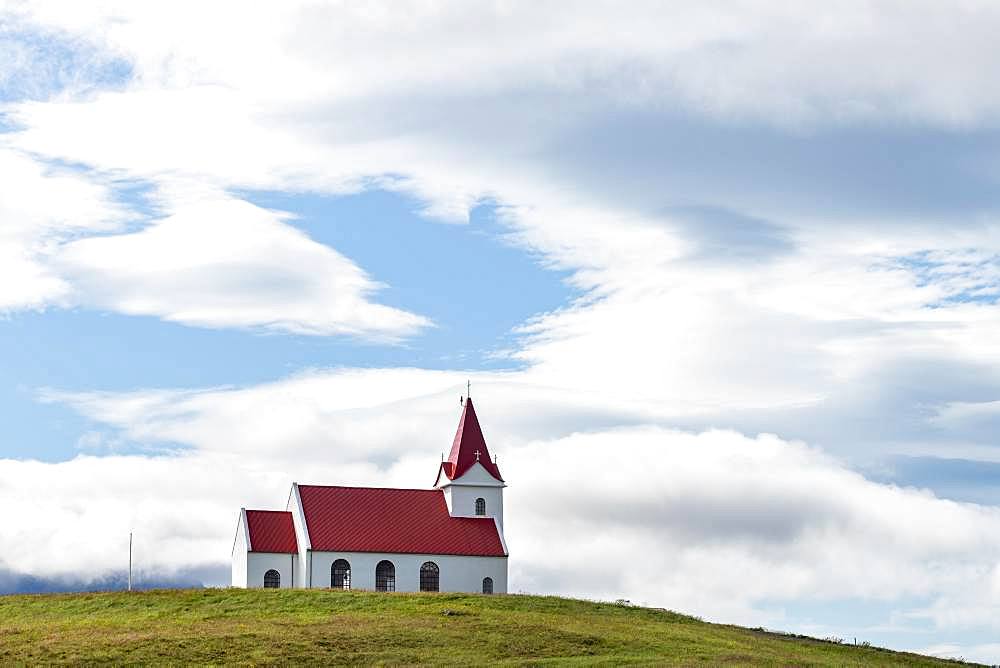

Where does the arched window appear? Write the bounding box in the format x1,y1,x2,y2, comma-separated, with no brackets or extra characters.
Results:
375,560,395,592
482,577,493,594
475,497,486,516
263,569,280,588
419,561,440,592
331,559,351,590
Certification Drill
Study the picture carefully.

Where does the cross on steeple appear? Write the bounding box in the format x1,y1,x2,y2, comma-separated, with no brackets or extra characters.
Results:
474,450,481,461
467,379,471,398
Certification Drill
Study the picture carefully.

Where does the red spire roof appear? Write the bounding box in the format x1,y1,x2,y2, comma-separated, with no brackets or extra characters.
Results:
440,397,504,483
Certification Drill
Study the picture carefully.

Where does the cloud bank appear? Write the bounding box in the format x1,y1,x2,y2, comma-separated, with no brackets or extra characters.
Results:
6,373,1000,659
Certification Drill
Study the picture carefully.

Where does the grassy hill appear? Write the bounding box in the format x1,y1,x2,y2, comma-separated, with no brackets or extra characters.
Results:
0,588,977,666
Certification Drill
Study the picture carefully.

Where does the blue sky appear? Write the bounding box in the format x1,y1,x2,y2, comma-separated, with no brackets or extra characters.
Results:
0,189,570,461
3,3,1000,662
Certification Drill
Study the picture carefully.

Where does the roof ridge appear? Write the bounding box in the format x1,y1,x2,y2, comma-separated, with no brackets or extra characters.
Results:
297,484,442,492
245,509,292,513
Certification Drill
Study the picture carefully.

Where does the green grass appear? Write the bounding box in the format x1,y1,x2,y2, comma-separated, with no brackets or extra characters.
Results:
0,588,977,666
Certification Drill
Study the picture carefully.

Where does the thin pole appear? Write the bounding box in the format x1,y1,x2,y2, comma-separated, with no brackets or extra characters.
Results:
128,532,132,592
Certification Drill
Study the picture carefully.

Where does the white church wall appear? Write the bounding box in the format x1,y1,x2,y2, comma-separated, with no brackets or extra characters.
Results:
447,484,504,527
441,463,505,529
246,552,297,589
306,551,507,594
451,461,504,486
286,484,312,588
232,550,248,588
231,510,249,588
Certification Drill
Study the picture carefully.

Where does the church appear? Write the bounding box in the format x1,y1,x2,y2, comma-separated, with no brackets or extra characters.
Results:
231,395,508,594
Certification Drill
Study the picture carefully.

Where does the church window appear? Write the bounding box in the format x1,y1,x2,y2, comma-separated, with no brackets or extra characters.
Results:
419,561,440,592
375,560,395,592
482,577,493,594
475,497,486,515
263,569,280,588
331,559,351,590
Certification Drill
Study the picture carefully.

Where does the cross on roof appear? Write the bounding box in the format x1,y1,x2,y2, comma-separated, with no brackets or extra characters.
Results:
474,450,481,461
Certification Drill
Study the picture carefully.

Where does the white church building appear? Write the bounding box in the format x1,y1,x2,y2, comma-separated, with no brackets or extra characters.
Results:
231,396,508,594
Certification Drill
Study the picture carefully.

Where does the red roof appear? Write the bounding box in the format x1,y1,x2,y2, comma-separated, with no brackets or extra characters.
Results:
297,485,506,557
245,510,298,554
440,397,504,483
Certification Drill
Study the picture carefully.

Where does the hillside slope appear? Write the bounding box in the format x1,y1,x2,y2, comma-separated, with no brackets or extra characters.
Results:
0,588,975,666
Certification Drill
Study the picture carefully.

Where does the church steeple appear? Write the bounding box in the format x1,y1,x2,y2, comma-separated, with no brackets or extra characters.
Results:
435,392,506,529
438,395,504,483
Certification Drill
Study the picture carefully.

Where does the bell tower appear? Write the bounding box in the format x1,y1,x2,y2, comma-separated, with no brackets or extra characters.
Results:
434,392,506,529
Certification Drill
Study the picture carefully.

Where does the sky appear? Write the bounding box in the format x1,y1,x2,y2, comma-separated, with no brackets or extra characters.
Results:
2,1,1000,662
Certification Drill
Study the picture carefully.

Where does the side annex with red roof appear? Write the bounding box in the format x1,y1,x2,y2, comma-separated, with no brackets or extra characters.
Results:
232,394,508,594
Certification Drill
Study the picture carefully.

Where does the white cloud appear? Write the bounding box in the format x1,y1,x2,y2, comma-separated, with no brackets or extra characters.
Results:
54,189,429,338
0,148,124,310
6,0,1000,375
7,0,1000,429
0,151,428,336
13,1,1000,127
507,427,1000,623
40,369,653,461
